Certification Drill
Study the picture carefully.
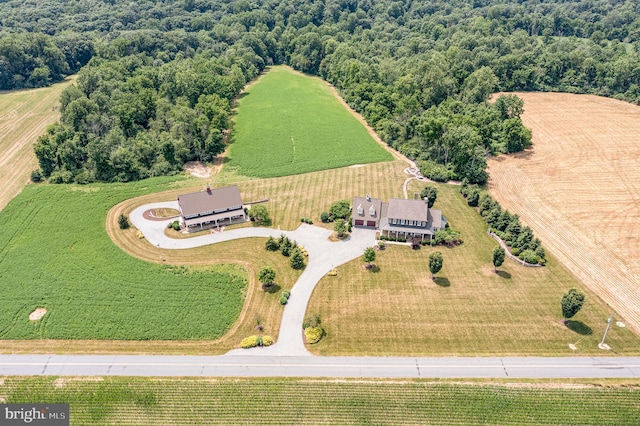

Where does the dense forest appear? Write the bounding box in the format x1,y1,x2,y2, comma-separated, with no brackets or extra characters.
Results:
2,0,640,183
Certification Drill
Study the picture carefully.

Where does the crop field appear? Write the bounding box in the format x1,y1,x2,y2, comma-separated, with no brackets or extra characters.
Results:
0,76,74,210
307,182,640,356
487,93,640,334
227,66,393,177
0,178,250,341
2,377,640,425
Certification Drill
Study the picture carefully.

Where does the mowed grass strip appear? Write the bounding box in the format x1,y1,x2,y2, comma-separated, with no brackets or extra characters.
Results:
307,182,640,356
227,66,392,178
0,76,75,209
4,377,640,425
0,178,250,340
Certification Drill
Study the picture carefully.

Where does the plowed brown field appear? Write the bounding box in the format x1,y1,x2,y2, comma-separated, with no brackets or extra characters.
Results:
488,92,640,333
0,76,74,210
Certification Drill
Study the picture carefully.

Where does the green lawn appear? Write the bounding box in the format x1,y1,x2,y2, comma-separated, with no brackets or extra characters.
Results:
306,182,640,356
4,377,640,425
227,66,393,177
0,178,248,340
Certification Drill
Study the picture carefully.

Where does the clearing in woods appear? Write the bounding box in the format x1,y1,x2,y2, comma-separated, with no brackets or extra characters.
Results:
227,66,393,178
487,92,640,333
0,76,75,210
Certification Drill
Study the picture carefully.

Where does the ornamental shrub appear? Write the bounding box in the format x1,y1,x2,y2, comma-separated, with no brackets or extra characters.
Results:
304,326,323,344
279,296,288,305
262,335,274,346
241,335,260,348
320,211,330,222
118,214,130,230
265,236,280,251
281,290,291,299
171,220,180,231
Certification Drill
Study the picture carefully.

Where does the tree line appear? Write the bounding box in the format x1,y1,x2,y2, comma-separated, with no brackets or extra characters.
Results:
1,0,639,182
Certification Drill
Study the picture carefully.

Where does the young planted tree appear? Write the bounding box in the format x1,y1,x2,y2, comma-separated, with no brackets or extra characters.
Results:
290,248,305,270
265,236,280,251
561,288,585,322
429,251,444,280
334,219,347,237
258,266,276,289
280,235,293,257
492,246,505,273
363,247,376,269
118,214,130,230
420,185,438,208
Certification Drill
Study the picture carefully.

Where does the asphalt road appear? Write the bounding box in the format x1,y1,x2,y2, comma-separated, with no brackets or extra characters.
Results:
1,355,639,378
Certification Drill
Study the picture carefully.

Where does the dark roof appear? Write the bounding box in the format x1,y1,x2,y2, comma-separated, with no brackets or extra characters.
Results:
386,198,429,222
353,195,383,220
178,185,243,217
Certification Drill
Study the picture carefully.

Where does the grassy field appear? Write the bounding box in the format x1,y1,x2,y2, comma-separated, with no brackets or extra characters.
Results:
227,66,393,177
2,377,639,425
0,76,75,210
487,92,640,334
306,181,640,356
0,178,251,341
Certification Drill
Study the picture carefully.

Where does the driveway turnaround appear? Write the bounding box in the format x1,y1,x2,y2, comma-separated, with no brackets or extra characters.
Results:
1,355,639,378
130,203,377,356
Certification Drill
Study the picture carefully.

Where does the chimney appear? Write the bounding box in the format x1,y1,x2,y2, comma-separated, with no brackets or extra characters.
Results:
366,193,371,201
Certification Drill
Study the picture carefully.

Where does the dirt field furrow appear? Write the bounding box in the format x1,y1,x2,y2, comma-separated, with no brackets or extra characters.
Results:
488,92,640,333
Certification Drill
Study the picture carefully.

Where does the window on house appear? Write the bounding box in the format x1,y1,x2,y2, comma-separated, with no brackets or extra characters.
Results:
357,204,364,215
400,219,406,225
409,220,414,226
392,218,397,225
369,206,376,216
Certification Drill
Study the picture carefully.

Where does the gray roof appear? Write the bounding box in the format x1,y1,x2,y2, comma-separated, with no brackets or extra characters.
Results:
386,198,429,222
178,185,243,217
428,209,446,229
353,195,382,220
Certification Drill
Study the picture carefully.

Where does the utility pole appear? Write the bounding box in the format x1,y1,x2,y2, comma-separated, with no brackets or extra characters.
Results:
598,313,614,350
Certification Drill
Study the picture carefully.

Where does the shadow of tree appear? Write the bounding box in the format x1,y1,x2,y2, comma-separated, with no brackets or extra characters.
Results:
565,320,593,335
263,284,281,294
371,265,380,273
434,277,450,287
496,270,512,279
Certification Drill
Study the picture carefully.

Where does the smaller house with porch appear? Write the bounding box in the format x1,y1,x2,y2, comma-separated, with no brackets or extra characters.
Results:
177,185,247,230
352,194,447,241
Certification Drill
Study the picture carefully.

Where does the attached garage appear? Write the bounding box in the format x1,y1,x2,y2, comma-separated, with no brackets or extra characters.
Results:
354,219,364,226
366,220,376,227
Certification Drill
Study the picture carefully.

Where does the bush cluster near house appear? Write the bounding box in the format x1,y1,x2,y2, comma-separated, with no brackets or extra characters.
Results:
247,205,271,226
321,200,351,223
461,181,546,265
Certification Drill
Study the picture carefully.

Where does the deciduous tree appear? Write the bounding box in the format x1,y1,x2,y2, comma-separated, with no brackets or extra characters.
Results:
492,247,505,273
561,288,585,321
429,251,444,279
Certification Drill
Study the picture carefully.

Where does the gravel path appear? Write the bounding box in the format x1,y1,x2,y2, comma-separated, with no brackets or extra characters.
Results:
130,203,377,356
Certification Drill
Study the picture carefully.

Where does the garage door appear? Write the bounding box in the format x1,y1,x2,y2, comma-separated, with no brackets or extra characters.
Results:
366,221,376,227
355,220,364,226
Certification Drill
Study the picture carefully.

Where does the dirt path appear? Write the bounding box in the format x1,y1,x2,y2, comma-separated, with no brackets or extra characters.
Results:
0,76,75,210
487,92,640,333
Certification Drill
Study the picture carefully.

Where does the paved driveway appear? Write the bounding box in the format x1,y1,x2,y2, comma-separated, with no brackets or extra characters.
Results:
130,203,377,355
